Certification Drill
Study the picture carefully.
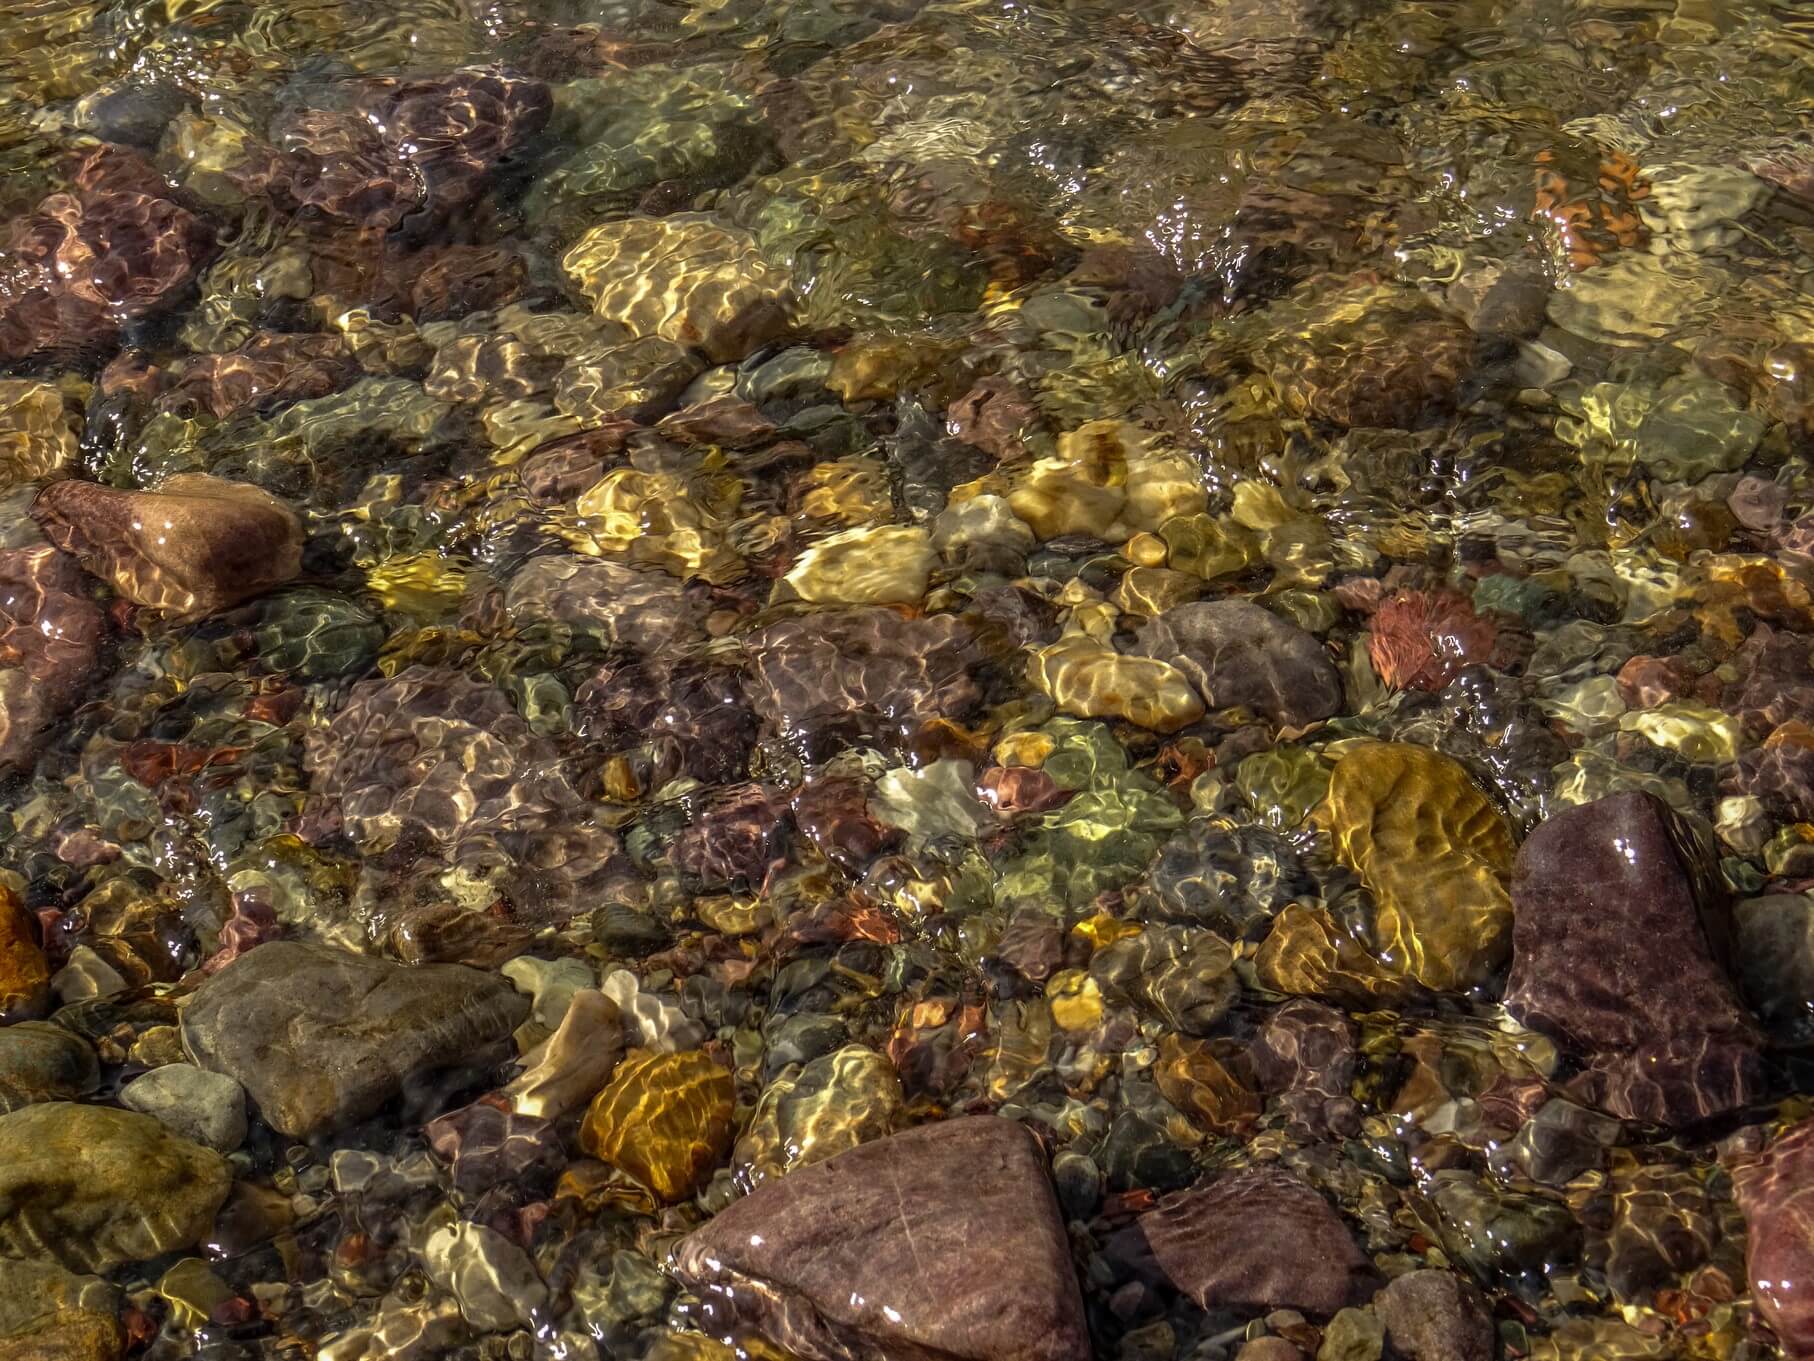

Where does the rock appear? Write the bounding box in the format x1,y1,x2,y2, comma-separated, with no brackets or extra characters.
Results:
1032,635,1206,733
0,1254,119,1336
423,1220,547,1332
1249,1000,1359,1139
1427,1170,1580,1292
0,885,50,1020
1252,902,1410,1009
1366,589,1498,693
424,1101,563,1195
563,214,792,362
1317,1307,1382,1361
0,1021,98,1112
579,1049,734,1202
1733,1115,1814,1360
119,1063,247,1152
0,545,104,776
1372,1270,1494,1361
736,1045,904,1187
782,525,934,606
0,1102,230,1271
1733,893,1814,1040
501,955,594,1034
1008,421,1204,542
0,1306,124,1361
1136,1166,1373,1315
1505,792,1764,1126
503,989,625,1119
180,941,531,1138
1318,742,1515,993
0,379,79,490
671,1116,1088,1361
1153,1034,1259,1134
1132,600,1341,727
1091,924,1238,1035
1447,257,1550,337
32,474,303,617
1237,1342,1304,1361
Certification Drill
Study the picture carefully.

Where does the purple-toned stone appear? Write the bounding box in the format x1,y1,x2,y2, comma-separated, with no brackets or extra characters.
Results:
1732,1116,1814,1360
671,1116,1089,1361
505,554,699,653
1249,999,1360,1139
425,1099,564,1194
791,775,902,876
670,782,791,890
1135,1165,1374,1315
1505,791,1765,1126
1724,625,1814,738
1372,1269,1494,1361
1132,600,1341,727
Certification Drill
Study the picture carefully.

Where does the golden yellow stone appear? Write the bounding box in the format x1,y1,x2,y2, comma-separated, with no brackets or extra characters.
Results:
1047,969,1104,1031
579,1049,735,1203
0,380,80,492
1229,481,1298,531
782,525,934,606
366,553,467,616
0,883,49,1020
1113,566,1203,616
798,457,893,525
697,896,767,936
569,468,744,581
1317,742,1515,993
1009,421,1205,542
1618,702,1744,764
1154,1035,1260,1134
827,333,956,402
1252,902,1412,1007
1124,531,1168,567
601,756,643,803
994,731,1056,768
1071,913,1144,952
1031,635,1205,733
1159,514,1261,581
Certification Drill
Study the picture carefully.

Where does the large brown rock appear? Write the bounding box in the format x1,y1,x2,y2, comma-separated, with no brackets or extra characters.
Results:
32,473,303,618
670,1116,1089,1361
1135,1165,1375,1316
1372,1269,1495,1361
181,941,530,1138
1505,792,1765,1126
0,1103,229,1272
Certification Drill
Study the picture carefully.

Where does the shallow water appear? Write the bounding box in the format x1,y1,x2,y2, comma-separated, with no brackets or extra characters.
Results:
1,0,1814,1357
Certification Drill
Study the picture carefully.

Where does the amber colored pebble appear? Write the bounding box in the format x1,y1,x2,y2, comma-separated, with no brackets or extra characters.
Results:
1047,969,1104,1031
1124,531,1168,567
1154,1034,1259,1134
0,884,50,1020
579,1049,735,1202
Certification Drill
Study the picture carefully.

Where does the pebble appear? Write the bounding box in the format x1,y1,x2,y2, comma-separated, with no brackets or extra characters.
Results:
579,1048,735,1202
0,1022,99,1113
423,1220,547,1332
1133,600,1342,727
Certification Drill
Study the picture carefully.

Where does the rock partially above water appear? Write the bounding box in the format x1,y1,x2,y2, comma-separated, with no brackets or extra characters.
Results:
1505,791,1764,1126
0,1101,229,1271
181,941,530,1138
671,1116,1089,1361
1733,1115,1814,1359
1136,1165,1374,1316
32,474,303,617
1133,600,1341,727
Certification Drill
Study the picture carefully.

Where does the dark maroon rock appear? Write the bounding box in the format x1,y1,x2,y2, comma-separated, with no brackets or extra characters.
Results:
1132,600,1341,727
1135,1165,1374,1315
1734,724,1814,822
1249,999,1360,1139
1372,1269,1494,1361
1732,1115,1814,1360
409,243,529,321
0,545,105,775
670,783,790,890
169,332,357,418
744,607,988,750
670,1116,1089,1361
1505,792,1765,1127
791,775,902,876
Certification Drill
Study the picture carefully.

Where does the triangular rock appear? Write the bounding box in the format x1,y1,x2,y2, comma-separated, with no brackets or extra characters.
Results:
671,1115,1089,1361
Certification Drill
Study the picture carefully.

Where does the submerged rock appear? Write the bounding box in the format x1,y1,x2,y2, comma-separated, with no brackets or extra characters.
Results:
1133,599,1341,726
1372,1269,1494,1361
1733,1115,1814,1359
119,1063,247,1152
579,1049,735,1202
0,1021,97,1113
1319,743,1515,992
0,885,50,1020
1505,791,1764,1125
32,474,303,617
0,544,104,775
181,941,530,1137
0,1102,229,1271
1135,1165,1374,1315
672,1116,1089,1361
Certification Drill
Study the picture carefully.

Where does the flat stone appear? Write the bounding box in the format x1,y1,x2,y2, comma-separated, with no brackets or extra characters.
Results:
1372,1270,1494,1361
671,1116,1089,1361
1133,600,1341,727
1505,791,1764,1126
33,474,303,618
0,545,105,777
0,1021,99,1113
180,941,530,1138
0,1102,230,1272
119,1063,248,1152
503,989,625,1120
1136,1165,1374,1316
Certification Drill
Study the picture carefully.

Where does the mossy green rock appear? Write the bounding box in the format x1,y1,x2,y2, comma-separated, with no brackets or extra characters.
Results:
0,1103,230,1271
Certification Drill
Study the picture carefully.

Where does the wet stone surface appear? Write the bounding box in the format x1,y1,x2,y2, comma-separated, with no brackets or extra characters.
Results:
0,0,1812,1357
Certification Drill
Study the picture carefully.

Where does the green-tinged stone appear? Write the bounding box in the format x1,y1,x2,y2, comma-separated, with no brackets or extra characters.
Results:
1235,746,1331,830
736,1044,903,1187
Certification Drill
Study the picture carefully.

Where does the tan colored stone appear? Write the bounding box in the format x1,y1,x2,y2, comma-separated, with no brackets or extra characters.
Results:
1031,635,1205,733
